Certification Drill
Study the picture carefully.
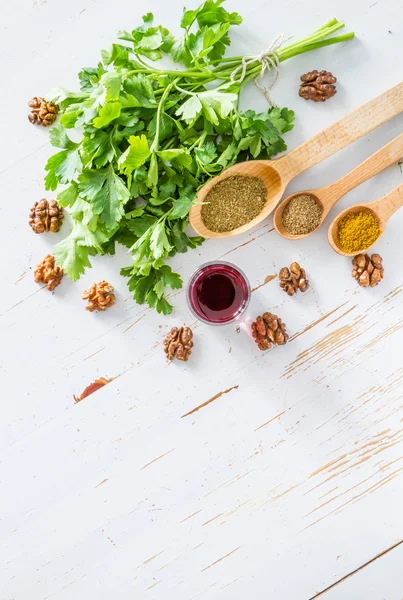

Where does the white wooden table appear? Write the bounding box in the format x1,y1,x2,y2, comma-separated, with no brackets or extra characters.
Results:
2,0,403,598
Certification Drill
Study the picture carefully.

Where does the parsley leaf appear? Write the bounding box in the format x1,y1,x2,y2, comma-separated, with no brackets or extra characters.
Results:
46,88,89,109
194,141,217,165
175,95,202,124
93,101,121,128
196,0,242,27
126,214,158,237
45,148,82,191
49,125,78,150
176,90,237,125
123,74,156,107
81,129,117,168
78,63,105,91
119,13,174,61
149,221,172,259
146,153,159,188
169,192,195,219
156,148,192,169
79,165,130,229
121,262,181,314
171,37,193,67
54,221,108,281
118,134,151,175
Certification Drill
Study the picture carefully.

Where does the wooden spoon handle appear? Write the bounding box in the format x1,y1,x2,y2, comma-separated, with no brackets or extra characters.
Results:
277,82,403,181
321,132,403,207
372,183,403,222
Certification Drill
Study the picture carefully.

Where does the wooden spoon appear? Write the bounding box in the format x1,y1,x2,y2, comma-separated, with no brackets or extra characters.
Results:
189,82,403,239
273,132,403,239
328,183,403,256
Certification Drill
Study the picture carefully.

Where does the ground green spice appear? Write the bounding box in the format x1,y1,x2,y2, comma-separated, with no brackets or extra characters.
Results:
201,175,267,232
282,193,323,235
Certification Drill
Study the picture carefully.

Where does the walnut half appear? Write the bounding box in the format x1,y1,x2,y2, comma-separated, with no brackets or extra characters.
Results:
164,326,194,361
34,254,63,291
299,70,337,102
279,262,309,296
352,253,384,288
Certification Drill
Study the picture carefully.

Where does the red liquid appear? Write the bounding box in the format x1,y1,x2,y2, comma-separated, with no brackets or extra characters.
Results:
188,262,250,324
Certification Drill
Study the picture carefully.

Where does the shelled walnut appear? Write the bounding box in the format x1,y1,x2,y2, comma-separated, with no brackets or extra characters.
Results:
164,326,193,361
299,70,337,102
34,254,63,291
28,97,59,126
82,281,116,312
352,253,384,287
29,199,64,233
251,312,288,351
279,262,309,296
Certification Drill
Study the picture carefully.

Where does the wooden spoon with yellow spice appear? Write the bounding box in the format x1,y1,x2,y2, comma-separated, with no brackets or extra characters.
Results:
328,183,403,256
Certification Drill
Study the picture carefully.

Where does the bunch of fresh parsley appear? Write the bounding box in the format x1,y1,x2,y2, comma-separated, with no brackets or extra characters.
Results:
44,1,353,314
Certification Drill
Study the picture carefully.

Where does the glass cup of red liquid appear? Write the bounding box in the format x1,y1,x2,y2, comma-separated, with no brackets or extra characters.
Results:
187,261,251,325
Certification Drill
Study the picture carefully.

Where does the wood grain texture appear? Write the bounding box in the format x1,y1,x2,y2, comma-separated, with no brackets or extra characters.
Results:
2,0,403,598
311,539,403,599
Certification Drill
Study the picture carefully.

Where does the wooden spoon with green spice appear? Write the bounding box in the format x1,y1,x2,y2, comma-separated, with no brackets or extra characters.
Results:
273,132,403,240
189,82,403,238
328,183,403,256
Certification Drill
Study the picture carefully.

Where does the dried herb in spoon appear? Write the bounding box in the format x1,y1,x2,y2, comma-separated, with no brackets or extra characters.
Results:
282,193,322,235
201,175,267,232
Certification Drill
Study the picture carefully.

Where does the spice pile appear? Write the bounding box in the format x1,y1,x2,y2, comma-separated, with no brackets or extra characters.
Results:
337,210,380,253
201,176,267,232
282,193,323,235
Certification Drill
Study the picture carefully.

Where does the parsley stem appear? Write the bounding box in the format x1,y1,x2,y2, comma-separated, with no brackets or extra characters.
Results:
314,18,339,31
150,78,179,153
188,136,203,152
278,33,355,61
209,56,243,64
124,67,204,79
162,137,177,150
175,83,196,96
279,21,346,55
198,131,208,148
208,28,354,86
132,54,160,72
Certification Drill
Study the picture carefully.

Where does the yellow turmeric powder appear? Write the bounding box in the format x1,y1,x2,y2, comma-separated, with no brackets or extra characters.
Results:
337,211,380,253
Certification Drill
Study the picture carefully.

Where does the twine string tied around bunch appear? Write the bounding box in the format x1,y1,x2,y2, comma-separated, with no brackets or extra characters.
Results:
229,33,290,105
